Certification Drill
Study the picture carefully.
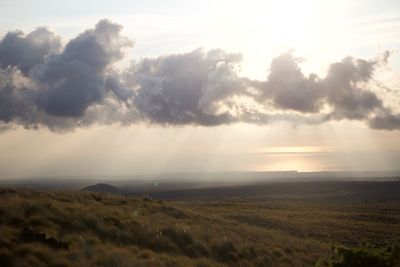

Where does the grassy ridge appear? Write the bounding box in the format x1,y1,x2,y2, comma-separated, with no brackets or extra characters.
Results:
0,188,399,266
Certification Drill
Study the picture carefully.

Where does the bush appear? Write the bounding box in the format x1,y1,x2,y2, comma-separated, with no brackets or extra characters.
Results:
212,241,238,262
329,245,400,267
0,248,13,267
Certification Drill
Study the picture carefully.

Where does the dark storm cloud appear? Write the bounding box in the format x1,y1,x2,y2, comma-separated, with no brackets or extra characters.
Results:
0,20,135,131
0,20,399,131
251,53,385,117
249,52,397,127
33,19,133,117
0,28,61,73
132,49,244,125
0,67,36,125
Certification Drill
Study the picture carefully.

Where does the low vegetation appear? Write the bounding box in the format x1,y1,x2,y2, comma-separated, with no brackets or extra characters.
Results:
0,187,399,266
329,245,400,267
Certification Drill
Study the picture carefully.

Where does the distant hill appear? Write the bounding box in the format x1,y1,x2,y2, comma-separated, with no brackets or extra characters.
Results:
81,183,124,195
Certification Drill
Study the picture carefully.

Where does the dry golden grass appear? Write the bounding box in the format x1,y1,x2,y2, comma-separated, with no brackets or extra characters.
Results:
0,187,399,266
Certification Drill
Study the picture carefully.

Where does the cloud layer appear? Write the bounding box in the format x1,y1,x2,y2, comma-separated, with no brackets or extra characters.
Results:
0,20,399,131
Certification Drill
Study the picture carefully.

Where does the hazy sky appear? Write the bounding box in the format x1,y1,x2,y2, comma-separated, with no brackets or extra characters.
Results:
0,0,400,178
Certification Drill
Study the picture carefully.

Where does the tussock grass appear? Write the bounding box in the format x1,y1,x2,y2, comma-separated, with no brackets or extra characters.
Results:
0,188,399,266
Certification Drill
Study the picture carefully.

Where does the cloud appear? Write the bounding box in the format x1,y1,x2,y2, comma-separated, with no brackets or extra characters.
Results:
368,109,400,130
132,49,244,125
0,67,38,128
253,53,323,113
0,28,61,73
0,20,398,131
324,56,383,120
0,19,135,131
248,52,395,127
33,19,133,118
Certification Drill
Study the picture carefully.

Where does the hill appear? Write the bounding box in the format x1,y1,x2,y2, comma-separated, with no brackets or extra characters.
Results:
0,187,399,266
81,183,124,195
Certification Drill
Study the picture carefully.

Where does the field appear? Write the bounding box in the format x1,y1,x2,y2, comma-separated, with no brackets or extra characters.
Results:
0,181,400,266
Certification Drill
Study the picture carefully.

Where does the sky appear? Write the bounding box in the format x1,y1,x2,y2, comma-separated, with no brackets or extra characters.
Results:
0,0,400,178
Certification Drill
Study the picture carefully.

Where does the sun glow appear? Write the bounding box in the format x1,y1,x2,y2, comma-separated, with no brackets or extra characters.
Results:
259,146,326,154
205,0,333,79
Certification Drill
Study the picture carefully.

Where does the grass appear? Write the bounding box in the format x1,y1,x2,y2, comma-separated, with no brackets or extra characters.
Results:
329,245,400,267
0,187,399,266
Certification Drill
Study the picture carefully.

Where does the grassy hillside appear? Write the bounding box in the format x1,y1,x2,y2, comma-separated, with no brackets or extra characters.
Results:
0,187,399,266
